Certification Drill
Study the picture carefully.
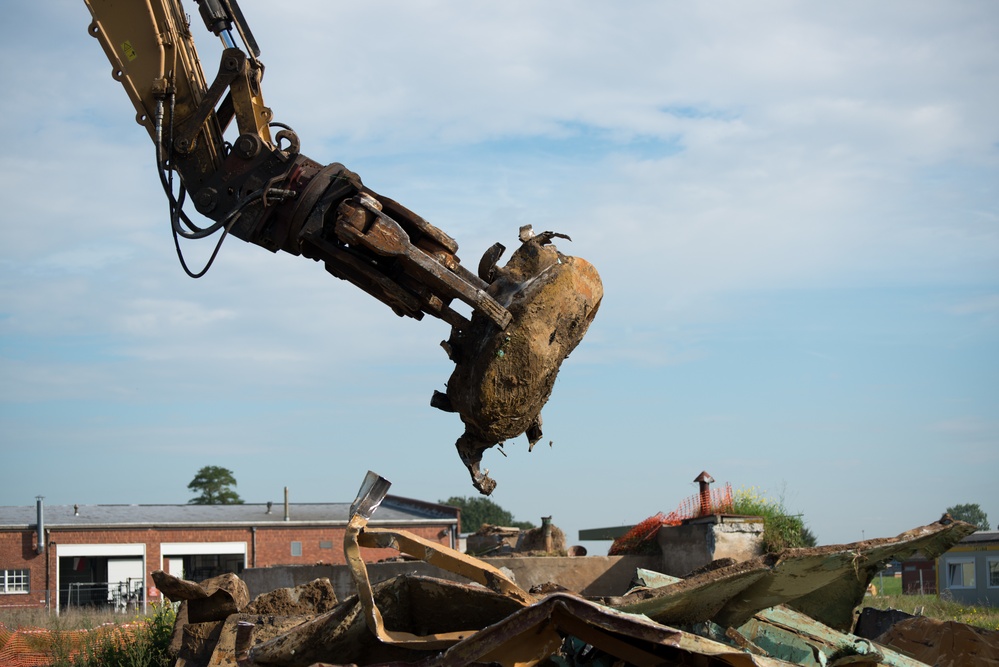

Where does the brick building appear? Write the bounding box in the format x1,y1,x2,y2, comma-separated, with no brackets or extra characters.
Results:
0,496,458,613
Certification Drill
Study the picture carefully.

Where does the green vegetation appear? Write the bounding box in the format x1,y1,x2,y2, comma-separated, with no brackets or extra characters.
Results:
69,602,175,667
870,573,902,596
863,592,999,631
440,496,535,533
0,603,176,667
946,502,990,531
188,465,244,504
731,486,817,553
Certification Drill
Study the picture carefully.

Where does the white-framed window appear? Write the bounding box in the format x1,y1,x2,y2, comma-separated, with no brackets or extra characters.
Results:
946,558,976,589
290,541,302,557
2,569,30,594
988,557,999,588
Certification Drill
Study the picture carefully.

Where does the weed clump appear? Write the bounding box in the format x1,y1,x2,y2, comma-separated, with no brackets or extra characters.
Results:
731,486,816,553
70,602,175,667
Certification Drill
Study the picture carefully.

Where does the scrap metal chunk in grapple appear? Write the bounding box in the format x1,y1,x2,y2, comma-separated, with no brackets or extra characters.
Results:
434,226,603,494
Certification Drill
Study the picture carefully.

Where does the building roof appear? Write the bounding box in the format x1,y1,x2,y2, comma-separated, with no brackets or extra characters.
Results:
957,530,999,545
0,495,458,529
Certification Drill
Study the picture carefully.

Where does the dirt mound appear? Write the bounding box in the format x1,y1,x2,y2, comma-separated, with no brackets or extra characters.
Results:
246,578,338,616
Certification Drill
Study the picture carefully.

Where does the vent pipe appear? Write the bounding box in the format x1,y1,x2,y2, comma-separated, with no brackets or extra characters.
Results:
694,471,715,517
283,487,290,522
266,501,273,515
35,496,45,554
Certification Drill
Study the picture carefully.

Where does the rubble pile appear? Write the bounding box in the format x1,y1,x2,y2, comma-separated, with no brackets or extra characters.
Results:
156,481,987,667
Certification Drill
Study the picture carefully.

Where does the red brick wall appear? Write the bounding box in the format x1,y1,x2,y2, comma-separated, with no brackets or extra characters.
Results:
1,522,452,609
0,531,47,608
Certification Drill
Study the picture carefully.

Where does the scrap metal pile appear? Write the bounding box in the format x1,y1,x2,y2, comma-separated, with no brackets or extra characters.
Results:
156,472,994,667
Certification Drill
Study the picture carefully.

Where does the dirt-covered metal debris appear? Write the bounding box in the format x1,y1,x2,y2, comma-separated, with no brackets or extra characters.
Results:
156,472,987,667
434,226,603,495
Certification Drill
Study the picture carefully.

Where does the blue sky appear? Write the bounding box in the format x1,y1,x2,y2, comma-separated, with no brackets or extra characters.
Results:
1,1,997,552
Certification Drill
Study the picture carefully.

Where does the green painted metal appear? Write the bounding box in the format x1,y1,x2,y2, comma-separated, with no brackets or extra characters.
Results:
736,606,929,667
634,568,682,588
578,525,634,540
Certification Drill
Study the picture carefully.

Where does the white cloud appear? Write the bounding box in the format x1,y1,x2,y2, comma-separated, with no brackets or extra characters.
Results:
1,1,996,545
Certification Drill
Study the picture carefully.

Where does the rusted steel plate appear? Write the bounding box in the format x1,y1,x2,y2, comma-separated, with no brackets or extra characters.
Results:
152,570,250,623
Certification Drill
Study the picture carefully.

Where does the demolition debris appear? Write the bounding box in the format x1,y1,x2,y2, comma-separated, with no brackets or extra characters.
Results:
156,471,992,667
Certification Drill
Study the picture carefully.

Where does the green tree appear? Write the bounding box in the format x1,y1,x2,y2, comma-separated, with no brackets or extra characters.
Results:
946,503,989,531
440,496,535,533
731,487,816,553
188,466,244,504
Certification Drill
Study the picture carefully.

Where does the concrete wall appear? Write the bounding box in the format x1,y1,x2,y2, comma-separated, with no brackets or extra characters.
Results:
656,516,764,577
243,554,660,602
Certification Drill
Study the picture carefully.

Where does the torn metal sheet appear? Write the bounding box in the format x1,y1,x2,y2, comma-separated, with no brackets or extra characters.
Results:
430,592,798,667
874,615,999,667
725,518,977,631
732,605,930,667
358,527,534,603
633,567,682,589
342,471,534,650
603,517,976,631
615,572,927,665
601,557,774,626
247,575,528,666
153,570,250,623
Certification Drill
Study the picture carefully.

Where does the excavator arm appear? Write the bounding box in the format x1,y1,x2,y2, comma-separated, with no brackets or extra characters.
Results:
83,0,603,495
83,0,510,330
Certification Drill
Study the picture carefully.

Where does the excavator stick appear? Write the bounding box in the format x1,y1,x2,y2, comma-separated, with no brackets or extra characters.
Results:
82,0,602,493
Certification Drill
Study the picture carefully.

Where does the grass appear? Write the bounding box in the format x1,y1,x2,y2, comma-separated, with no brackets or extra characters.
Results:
0,603,176,667
863,589,999,631
731,486,814,552
0,607,123,631
868,573,902,596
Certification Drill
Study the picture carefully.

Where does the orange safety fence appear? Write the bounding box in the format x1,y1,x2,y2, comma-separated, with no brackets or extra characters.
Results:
0,620,142,667
609,483,734,555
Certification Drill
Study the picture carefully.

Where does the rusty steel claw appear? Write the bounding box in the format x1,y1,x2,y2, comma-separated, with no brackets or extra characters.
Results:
334,194,512,328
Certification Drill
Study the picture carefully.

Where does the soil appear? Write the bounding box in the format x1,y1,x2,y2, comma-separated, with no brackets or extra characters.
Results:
246,578,338,616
